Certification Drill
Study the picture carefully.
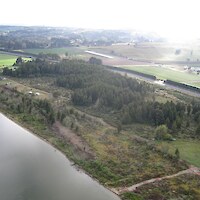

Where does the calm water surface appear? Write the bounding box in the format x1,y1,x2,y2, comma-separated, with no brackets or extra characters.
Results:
0,113,120,200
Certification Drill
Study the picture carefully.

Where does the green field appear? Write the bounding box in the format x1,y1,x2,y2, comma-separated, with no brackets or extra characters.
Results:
23,47,87,56
121,65,200,87
90,43,169,61
0,53,18,67
158,140,200,167
194,82,200,87
0,53,32,68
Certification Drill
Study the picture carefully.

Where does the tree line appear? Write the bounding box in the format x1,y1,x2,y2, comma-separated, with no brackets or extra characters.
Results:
3,59,200,136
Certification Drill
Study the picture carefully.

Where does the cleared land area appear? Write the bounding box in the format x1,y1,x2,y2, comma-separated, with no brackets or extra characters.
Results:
0,78,51,100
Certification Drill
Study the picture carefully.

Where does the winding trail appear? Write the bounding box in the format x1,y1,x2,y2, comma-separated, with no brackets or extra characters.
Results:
114,166,200,195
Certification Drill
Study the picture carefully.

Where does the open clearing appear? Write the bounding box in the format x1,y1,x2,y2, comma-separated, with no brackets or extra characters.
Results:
157,140,200,167
0,78,51,100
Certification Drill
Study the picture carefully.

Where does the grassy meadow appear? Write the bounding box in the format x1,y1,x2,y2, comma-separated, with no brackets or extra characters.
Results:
23,47,87,56
0,53,18,67
0,53,32,68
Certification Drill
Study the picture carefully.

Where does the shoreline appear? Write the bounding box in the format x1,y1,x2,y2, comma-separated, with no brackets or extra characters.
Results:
0,111,121,198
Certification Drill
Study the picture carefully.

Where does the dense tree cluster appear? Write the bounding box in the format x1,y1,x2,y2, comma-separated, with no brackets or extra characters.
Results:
121,101,185,128
3,59,200,134
0,89,55,125
3,59,90,77
88,57,102,65
3,59,150,108
37,53,61,61
192,101,200,122
0,36,47,50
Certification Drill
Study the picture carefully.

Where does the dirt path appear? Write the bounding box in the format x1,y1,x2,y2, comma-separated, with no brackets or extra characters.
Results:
117,166,200,194
53,121,95,159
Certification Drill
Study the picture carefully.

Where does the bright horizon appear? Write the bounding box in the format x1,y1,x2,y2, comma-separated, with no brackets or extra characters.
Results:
1,0,200,41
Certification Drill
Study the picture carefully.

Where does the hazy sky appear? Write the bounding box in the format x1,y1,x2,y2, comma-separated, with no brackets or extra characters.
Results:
1,0,200,41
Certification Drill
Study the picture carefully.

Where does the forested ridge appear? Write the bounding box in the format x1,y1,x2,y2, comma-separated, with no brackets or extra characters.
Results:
3,59,200,136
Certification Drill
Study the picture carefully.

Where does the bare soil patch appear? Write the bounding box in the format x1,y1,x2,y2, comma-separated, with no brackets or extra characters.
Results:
53,121,95,160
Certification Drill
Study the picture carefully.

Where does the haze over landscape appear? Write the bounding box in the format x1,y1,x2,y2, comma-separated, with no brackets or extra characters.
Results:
0,1,200,200
1,0,200,41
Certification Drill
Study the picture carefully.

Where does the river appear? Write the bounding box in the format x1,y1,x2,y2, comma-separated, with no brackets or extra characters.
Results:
0,113,120,200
